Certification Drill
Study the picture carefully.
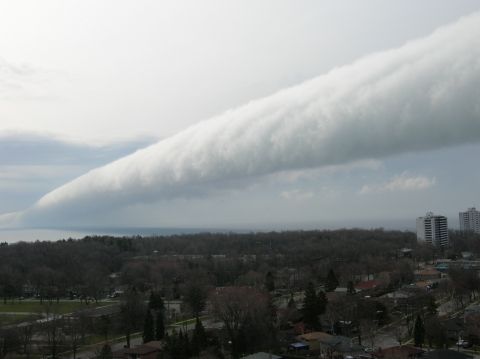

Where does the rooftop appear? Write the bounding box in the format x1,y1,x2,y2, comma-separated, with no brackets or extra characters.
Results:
241,352,282,359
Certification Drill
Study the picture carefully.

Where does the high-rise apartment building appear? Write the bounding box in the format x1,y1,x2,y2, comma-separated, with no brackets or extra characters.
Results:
459,207,480,234
416,212,449,247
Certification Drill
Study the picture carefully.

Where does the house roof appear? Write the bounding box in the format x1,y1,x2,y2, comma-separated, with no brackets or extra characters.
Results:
331,339,363,354
241,352,282,359
124,345,159,355
112,342,163,359
144,341,163,349
374,345,424,358
355,280,381,290
112,348,129,359
414,268,440,276
297,332,361,353
415,280,433,288
423,349,473,359
384,290,413,299
297,331,333,342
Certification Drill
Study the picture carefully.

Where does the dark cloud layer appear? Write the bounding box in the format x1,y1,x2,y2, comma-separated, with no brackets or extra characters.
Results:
2,12,480,227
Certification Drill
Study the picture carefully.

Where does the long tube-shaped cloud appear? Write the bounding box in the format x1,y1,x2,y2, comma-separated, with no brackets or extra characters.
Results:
6,12,480,226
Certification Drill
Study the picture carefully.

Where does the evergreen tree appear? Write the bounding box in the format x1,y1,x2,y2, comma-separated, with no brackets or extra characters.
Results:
325,269,339,292
414,315,425,347
182,332,191,359
287,293,296,308
98,343,113,359
192,317,207,354
143,309,154,343
148,290,166,341
317,290,327,316
149,291,165,311
302,282,320,329
165,331,181,359
156,310,165,340
347,281,355,295
184,282,207,320
427,295,438,316
265,271,275,292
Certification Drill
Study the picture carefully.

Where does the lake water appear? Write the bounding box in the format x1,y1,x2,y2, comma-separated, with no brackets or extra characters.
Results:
0,219,417,244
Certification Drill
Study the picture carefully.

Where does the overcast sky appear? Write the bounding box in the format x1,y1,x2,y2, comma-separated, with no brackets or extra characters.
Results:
1,1,480,233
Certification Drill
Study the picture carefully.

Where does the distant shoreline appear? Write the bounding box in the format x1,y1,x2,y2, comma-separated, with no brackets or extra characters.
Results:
0,222,419,244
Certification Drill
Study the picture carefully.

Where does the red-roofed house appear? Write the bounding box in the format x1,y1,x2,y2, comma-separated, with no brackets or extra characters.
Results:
355,280,382,291
373,345,424,358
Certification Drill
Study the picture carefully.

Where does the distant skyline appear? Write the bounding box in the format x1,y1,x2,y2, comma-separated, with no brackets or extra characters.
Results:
1,1,480,232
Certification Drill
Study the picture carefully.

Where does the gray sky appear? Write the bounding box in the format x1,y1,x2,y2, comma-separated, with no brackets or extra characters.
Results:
1,1,480,231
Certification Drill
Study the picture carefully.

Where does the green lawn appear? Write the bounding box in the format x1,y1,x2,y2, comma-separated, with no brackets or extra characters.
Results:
0,300,104,314
169,316,208,327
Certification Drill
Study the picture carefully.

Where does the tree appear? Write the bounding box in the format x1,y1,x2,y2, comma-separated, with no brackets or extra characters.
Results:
209,287,271,359
302,282,326,330
287,293,296,309
19,324,33,359
425,317,447,349
265,272,275,292
184,282,207,319
149,291,165,311
325,269,339,292
98,315,112,342
181,331,191,359
347,281,355,295
317,290,327,316
0,329,21,358
143,309,155,343
414,315,425,347
192,317,207,355
98,343,113,359
426,295,438,316
83,268,106,303
147,290,166,340
43,305,64,359
359,319,376,348
393,325,405,346
302,282,319,329
156,310,165,340
165,330,182,359
65,317,81,359
120,288,146,348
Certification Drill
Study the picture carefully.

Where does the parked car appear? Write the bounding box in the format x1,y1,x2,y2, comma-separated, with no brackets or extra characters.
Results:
456,339,471,348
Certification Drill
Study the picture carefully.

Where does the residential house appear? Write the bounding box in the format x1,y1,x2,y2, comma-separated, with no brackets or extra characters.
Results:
112,341,163,359
373,345,424,359
296,331,364,358
354,280,382,292
423,349,473,359
241,352,282,359
414,268,441,282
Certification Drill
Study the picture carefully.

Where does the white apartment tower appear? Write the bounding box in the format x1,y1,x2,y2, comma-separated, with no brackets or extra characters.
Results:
459,207,480,234
416,212,449,247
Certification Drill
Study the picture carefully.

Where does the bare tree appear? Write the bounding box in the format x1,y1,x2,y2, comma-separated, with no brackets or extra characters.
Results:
65,316,82,359
19,325,34,359
120,288,145,348
209,287,272,358
43,305,65,359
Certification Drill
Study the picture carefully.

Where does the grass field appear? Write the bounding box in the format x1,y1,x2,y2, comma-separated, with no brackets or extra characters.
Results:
0,300,105,315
